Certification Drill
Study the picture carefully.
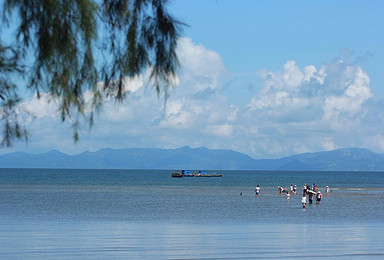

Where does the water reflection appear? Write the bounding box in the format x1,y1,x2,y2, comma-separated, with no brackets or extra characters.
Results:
1,222,383,259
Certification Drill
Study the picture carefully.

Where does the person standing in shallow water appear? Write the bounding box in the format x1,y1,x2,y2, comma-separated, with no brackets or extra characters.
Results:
286,191,290,201
308,192,313,205
255,185,260,196
301,196,307,208
316,191,323,204
325,186,330,195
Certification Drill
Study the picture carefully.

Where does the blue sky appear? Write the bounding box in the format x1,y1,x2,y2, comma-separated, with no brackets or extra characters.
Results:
171,0,384,95
2,0,384,159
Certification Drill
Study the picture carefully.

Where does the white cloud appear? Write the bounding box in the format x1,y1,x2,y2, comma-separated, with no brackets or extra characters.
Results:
241,56,381,157
21,93,60,120
205,124,233,137
367,134,384,151
249,59,372,123
323,66,372,120
176,38,228,94
322,138,336,151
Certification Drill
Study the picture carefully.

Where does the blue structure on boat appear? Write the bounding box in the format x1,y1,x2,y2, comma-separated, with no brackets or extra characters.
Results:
171,170,222,178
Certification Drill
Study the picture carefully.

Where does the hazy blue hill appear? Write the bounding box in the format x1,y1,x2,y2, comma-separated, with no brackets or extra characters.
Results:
0,150,70,168
0,146,384,171
283,148,384,171
278,160,315,171
153,146,253,169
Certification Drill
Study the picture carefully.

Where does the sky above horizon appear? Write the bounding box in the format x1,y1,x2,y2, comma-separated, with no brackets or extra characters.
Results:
2,0,384,159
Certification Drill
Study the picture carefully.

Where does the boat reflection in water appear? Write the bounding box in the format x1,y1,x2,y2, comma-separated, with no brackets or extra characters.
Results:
171,170,222,178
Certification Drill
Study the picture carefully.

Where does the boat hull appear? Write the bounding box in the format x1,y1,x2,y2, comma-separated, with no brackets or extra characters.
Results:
171,171,222,178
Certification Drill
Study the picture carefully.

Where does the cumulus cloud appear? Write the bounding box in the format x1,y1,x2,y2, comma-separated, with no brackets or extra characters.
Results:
6,40,384,159
176,38,228,93
21,93,61,120
240,56,380,157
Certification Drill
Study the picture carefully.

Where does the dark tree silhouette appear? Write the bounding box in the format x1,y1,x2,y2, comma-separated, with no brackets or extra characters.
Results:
1,0,183,145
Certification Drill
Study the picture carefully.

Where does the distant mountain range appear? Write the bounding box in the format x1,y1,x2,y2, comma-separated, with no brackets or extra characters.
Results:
0,146,383,171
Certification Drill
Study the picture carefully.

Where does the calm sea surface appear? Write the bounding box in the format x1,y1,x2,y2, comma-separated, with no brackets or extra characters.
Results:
0,169,383,259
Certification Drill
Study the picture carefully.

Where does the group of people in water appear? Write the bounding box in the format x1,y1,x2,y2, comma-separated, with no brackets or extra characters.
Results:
300,183,330,208
250,183,331,208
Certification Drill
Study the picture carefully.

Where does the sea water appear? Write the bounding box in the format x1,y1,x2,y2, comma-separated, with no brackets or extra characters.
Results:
0,169,383,259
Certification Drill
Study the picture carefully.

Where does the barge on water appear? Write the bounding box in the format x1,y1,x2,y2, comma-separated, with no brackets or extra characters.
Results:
171,170,222,178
